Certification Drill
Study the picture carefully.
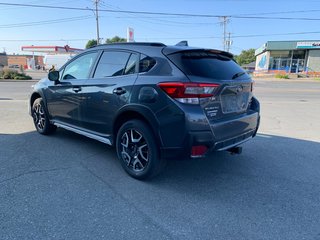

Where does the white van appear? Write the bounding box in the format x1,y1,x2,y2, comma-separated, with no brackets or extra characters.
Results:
44,54,75,70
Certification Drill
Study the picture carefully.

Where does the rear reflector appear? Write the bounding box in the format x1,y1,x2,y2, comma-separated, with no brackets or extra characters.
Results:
158,82,219,104
191,145,208,158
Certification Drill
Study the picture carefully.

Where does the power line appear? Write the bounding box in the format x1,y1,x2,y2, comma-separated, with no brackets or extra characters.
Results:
0,39,89,42
136,30,320,40
235,9,320,16
1,30,320,43
1,2,320,21
100,2,180,37
0,0,77,11
232,31,320,38
100,2,220,27
0,15,92,28
230,15,320,21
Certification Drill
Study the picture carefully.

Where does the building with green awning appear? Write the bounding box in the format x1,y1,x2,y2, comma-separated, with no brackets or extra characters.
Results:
255,40,320,74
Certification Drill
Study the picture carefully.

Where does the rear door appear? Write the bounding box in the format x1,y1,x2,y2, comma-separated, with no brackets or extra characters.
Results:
80,50,139,135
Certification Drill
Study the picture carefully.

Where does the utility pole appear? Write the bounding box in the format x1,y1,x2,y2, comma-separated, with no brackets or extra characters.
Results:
94,0,100,45
220,16,229,51
226,32,232,52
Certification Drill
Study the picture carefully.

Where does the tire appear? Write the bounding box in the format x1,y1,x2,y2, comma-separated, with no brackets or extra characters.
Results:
32,98,56,135
116,120,165,180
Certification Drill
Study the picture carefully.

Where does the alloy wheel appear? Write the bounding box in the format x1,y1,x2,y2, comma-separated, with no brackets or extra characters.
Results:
33,102,46,131
120,129,149,172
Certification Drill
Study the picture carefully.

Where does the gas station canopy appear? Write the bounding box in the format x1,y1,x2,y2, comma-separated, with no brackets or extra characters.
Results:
21,45,83,54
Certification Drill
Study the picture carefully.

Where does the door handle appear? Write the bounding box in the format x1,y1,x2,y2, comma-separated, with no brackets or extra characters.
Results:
113,87,126,95
72,86,82,93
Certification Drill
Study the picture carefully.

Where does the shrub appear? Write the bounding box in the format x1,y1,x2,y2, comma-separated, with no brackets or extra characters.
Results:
275,73,289,79
0,69,32,80
14,75,32,80
1,69,17,79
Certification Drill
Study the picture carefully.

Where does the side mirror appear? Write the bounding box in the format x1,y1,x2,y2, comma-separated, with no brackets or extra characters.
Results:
48,70,60,82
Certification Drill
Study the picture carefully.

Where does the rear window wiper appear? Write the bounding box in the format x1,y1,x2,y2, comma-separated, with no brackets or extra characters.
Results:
232,72,246,79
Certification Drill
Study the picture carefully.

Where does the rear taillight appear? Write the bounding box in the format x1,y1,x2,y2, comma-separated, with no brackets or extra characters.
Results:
191,145,208,158
158,82,219,104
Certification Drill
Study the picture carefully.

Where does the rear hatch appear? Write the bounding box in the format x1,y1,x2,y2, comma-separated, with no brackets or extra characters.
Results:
164,49,253,121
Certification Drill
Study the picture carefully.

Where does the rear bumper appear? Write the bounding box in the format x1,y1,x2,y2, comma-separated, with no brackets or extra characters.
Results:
213,129,254,151
211,111,259,150
161,111,260,159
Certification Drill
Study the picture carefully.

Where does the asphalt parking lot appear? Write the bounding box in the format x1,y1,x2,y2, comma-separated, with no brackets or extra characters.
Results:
0,79,320,240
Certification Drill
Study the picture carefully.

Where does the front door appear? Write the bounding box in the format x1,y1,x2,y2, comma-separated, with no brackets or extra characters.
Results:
291,59,305,73
46,51,99,127
291,59,298,73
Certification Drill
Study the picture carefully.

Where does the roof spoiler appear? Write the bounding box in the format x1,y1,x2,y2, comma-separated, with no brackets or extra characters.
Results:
175,41,188,46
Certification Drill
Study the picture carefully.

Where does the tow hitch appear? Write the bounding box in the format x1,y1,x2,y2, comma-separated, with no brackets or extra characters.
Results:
227,146,242,155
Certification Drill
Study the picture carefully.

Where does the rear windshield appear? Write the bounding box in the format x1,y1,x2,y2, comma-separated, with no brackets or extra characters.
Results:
167,51,249,81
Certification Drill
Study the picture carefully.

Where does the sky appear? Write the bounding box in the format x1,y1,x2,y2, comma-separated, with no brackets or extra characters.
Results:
1,0,320,55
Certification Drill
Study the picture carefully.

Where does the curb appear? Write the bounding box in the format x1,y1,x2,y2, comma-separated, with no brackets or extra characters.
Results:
253,78,320,83
0,79,40,83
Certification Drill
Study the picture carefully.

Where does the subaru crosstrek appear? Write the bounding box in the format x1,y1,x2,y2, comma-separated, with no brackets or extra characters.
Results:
29,42,260,179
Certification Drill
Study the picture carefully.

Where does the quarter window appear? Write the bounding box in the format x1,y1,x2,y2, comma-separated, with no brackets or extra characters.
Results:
61,52,98,80
139,54,156,73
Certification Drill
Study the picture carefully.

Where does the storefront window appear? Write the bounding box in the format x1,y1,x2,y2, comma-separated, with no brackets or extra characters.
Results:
269,57,291,71
269,50,306,72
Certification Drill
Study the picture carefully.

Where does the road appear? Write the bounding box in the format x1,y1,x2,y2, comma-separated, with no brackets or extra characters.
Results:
0,80,320,240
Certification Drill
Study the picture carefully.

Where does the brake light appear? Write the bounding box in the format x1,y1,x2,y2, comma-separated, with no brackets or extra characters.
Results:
158,82,219,104
191,145,208,158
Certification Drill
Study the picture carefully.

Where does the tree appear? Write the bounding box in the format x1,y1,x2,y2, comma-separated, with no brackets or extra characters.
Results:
106,36,127,44
234,48,256,66
85,39,97,49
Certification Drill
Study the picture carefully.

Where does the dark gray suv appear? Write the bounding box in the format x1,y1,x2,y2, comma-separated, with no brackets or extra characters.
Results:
29,42,260,179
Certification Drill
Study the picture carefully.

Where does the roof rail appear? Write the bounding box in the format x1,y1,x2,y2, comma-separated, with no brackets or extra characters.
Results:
92,42,166,48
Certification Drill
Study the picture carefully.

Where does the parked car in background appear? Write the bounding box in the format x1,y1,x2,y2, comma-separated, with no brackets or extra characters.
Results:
8,64,20,69
29,42,260,179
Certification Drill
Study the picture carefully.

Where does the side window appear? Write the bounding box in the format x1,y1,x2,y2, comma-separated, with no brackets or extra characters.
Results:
139,54,156,73
124,53,139,75
94,51,131,78
61,52,98,80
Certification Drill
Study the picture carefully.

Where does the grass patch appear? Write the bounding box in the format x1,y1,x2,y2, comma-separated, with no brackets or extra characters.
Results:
275,73,289,79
